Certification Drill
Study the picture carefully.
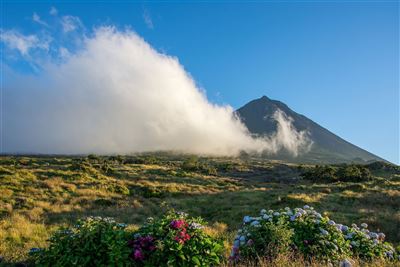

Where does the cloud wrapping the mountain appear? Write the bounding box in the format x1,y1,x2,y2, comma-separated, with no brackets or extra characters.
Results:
3,26,311,156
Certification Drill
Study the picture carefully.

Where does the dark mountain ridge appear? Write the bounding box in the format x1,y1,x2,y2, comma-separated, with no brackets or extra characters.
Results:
236,96,385,164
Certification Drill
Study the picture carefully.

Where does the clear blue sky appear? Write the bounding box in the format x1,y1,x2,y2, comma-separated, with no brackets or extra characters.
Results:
2,1,399,163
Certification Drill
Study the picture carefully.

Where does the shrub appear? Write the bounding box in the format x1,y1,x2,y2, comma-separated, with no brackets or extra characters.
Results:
237,217,293,260
337,165,371,182
230,206,399,264
30,217,131,266
301,164,371,183
128,211,224,266
181,157,217,176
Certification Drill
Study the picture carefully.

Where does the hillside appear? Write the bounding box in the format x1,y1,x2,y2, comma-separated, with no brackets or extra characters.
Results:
0,154,399,264
236,96,385,163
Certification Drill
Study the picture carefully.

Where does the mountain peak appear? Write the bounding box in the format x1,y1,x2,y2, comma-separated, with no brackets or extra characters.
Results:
236,96,384,163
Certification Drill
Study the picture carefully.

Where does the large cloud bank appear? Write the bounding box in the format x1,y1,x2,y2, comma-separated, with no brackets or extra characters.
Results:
3,26,311,156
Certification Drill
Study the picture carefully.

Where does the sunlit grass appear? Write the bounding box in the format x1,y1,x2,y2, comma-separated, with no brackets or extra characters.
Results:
0,154,399,264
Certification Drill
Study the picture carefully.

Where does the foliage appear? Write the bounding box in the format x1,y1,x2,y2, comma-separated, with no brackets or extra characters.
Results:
231,206,399,263
30,217,131,267
181,156,217,176
129,211,224,266
301,164,371,182
1,155,399,264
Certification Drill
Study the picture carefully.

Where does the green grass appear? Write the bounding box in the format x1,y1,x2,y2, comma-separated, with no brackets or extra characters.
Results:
0,154,399,264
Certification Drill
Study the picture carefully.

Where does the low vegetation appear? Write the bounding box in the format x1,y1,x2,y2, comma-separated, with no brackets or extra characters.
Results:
0,154,399,266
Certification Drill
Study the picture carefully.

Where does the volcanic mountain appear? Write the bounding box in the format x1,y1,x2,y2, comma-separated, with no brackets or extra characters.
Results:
236,96,385,163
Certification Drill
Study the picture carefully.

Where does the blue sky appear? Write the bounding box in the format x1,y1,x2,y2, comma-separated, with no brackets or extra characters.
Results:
2,1,399,163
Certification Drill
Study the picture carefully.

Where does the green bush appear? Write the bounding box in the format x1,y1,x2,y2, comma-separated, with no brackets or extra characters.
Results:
231,206,399,263
129,211,224,266
337,165,371,182
30,217,131,267
238,217,293,259
181,157,217,176
301,164,371,183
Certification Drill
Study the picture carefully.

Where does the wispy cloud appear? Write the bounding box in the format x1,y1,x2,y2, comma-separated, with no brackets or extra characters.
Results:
61,15,83,33
143,8,154,29
32,12,49,27
0,30,50,56
49,6,58,16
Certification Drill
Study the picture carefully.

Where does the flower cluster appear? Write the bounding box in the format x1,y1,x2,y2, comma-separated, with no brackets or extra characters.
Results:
169,219,191,244
231,206,399,263
129,211,223,266
128,235,156,261
170,219,187,230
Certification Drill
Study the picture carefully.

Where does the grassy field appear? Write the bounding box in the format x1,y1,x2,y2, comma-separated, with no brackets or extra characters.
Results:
0,154,399,265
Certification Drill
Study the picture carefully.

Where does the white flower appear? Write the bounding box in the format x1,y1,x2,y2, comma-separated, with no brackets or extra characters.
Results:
320,228,329,236
243,216,252,223
378,233,385,240
345,232,354,239
361,223,368,228
260,209,267,214
273,212,280,216
263,214,270,220
369,232,378,239
351,241,358,247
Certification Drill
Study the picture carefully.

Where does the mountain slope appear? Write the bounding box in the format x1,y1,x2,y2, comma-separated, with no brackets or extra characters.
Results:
236,96,385,163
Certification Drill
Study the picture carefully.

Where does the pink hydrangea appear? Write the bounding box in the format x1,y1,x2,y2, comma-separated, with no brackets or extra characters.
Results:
133,249,144,260
170,219,187,229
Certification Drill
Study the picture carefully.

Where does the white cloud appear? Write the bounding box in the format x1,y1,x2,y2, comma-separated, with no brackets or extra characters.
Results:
59,47,70,58
61,15,83,33
143,9,154,29
32,12,49,27
264,110,313,157
3,27,311,156
0,30,49,56
50,6,58,16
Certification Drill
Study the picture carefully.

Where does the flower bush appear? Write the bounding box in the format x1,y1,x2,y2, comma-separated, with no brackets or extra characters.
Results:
231,206,399,263
30,216,131,266
129,211,223,266
29,212,223,266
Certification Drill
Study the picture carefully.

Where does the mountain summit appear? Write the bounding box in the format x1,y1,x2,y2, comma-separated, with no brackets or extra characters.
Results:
236,96,384,163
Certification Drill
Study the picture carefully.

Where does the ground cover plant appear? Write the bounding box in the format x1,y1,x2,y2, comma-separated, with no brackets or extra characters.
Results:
0,154,399,265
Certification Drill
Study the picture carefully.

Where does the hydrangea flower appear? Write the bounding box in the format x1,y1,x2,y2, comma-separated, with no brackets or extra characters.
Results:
243,216,252,224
